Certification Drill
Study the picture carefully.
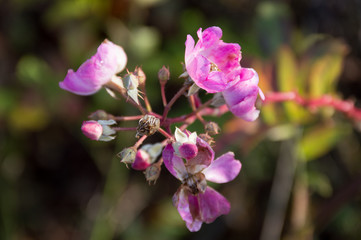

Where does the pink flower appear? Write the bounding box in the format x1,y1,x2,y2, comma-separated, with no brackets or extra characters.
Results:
59,39,127,95
222,68,265,121
185,26,242,93
162,133,242,232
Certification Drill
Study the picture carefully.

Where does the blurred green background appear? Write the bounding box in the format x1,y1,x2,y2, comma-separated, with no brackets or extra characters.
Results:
1,0,361,239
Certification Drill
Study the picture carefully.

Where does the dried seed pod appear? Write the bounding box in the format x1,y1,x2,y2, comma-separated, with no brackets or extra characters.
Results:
205,121,221,135
136,115,160,138
144,161,162,185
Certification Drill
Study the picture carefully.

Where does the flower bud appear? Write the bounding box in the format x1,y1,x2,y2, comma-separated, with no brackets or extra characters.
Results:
205,121,221,135
132,149,151,170
81,121,102,140
144,162,162,185
88,110,110,120
178,143,198,160
131,142,163,171
81,120,117,141
172,128,198,160
134,67,146,88
158,66,170,85
118,147,136,167
136,115,160,138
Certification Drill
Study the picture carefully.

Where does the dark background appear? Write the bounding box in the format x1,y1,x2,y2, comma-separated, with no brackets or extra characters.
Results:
1,0,361,239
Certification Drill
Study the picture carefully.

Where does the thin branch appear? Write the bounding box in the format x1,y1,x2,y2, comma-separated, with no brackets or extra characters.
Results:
111,115,143,121
133,135,147,149
112,127,137,131
157,128,173,139
162,84,191,122
161,84,168,107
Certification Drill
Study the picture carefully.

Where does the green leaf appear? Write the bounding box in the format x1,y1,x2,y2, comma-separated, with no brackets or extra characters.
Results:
276,46,309,122
297,123,351,161
309,41,348,97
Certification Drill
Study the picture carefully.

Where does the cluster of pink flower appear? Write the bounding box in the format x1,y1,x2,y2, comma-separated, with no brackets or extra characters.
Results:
60,26,262,232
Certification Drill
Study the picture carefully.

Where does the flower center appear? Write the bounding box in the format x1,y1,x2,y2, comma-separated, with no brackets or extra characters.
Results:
184,172,207,195
210,63,220,72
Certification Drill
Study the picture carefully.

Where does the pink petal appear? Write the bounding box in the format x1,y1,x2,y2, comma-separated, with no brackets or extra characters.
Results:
186,220,203,232
222,68,261,121
162,144,187,181
60,60,103,95
186,55,209,89
231,107,260,121
206,42,241,73
203,152,242,183
205,71,228,93
198,187,230,224
185,35,195,62
197,26,222,49
173,187,203,232
96,40,127,74
59,40,127,95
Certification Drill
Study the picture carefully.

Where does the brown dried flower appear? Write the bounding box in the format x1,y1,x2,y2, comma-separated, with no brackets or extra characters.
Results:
136,115,160,138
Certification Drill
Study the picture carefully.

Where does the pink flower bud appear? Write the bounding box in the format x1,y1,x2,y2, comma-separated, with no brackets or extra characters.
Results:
81,120,117,141
178,143,198,160
132,149,151,171
59,39,127,95
81,120,103,140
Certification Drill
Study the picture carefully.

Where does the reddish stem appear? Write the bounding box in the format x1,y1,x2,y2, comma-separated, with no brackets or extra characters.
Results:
161,84,167,107
264,91,361,121
158,128,173,139
162,84,190,122
166,98,215,124
189,95,207,125
111,115,143,121
112,127,137,131
133,135,147,149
